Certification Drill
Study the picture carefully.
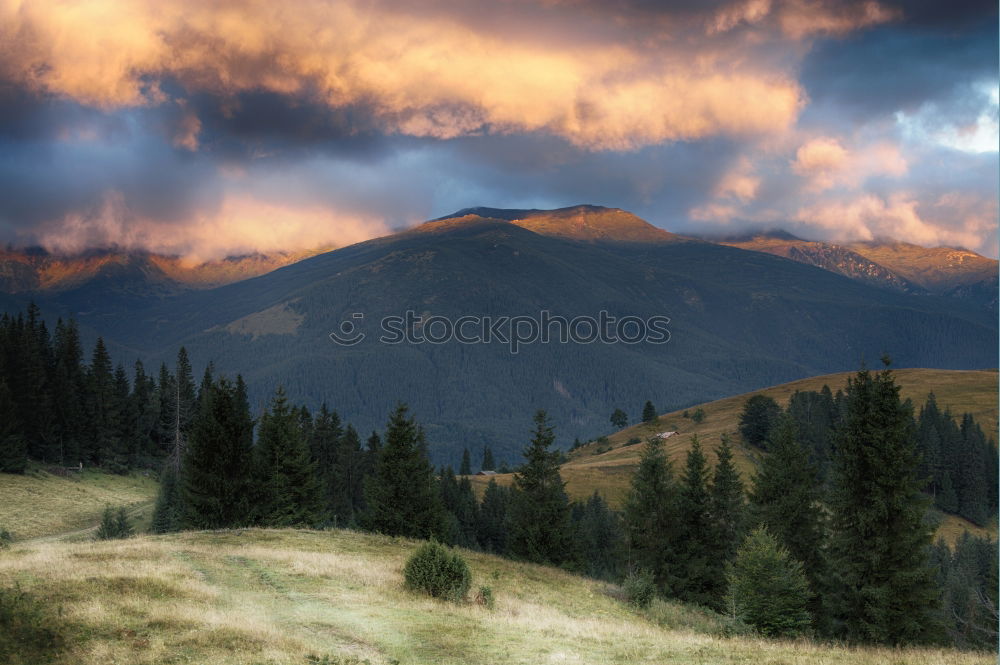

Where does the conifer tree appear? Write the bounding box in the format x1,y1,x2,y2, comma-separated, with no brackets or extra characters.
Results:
460,448,472,476
610,408,628,430
87,338,121,468
508,410,573,565
623,437,678,593
52,319,85,465
308,404,343,522
255,387,323,527
710,434,746,564
574,491,624,581
0,381,27,473
674,435,724,607
749,416,827,597
727,528,811,638
481,445,495,471
641,400,657,423
362,404,443,539
478,478,510,554
181,377,255,529
151,464,181,533
738,394,782,449
827,363,943,645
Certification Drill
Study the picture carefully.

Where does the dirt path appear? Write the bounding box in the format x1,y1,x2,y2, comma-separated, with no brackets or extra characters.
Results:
22,501,154,545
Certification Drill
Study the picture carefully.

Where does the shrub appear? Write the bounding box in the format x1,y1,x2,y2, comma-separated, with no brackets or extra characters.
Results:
95,506,134,540
691,408,705,424
623,569,656,608
0,528,12,549
403,541,471,602
475,585,495,609
626,437,642,446
726,528,811,638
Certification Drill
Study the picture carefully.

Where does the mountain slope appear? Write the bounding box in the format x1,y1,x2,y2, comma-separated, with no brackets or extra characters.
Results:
0,529,990,665
469,367,999,545
43,207,994,465
713,232,998,309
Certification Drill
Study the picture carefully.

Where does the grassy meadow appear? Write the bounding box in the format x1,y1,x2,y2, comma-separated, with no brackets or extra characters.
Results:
0,467,159,541
469,368,999,546
0,528,994,665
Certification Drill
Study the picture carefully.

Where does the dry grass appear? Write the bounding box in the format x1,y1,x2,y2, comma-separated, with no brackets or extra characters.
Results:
470,368,998,544
0,468,158,541
0,529,993,665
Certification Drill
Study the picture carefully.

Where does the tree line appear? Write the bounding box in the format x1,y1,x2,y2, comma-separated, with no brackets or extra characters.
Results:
0,306,994,649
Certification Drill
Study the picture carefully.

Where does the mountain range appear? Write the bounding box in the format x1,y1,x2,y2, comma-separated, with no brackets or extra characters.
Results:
0,205,995,464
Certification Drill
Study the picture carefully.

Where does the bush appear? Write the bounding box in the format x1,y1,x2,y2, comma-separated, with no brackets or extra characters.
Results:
623,569,656,608
726,528,811,638
475,585,495,609
691,408,705,424
0,528,12,549
95,506,134,541
625,437,642,446
403,541,471,602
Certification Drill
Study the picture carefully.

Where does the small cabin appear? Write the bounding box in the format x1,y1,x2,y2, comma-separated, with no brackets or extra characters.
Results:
475,470,498,476
656,431,677,440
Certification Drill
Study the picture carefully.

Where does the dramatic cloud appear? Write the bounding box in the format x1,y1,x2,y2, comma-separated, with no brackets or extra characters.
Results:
0,0,995,258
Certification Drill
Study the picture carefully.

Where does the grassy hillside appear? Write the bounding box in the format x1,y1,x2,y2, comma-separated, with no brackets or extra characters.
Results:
0,467,158,541
470,368,998,545
0,528,991,665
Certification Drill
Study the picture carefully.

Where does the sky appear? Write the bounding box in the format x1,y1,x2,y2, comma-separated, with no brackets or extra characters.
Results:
0,0,996,261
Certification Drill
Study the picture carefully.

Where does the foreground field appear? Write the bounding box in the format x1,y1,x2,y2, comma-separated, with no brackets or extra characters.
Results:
0,528,993,665
470,368,999,545
0,468,158,541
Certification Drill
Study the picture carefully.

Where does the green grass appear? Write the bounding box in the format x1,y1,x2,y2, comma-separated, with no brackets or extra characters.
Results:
0,467,158,542
0,528,992,664
470,368,999,546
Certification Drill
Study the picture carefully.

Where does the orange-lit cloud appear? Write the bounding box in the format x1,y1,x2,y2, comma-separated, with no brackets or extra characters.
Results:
32,191,388,262
793,136,907,191
0,0,814,150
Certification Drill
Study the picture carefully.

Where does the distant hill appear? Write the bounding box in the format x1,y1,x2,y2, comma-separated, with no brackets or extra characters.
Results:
469,367,998,545
3,206,996,464
710,232,998,310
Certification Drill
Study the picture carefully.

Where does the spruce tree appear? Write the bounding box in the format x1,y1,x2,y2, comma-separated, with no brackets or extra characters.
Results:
181,377,255,529
460,448,472,476
641,401,657,424
749,416,827,600
827,364,943,645
623,437,678,593
52,318,85,466
481,445,495,471
255,387,323,527
675,435,723,607
727,528,811,638
478,478,510,554
710,434,746,564
507,410,573,565
151,463,181,533
362,404,443,539
574,491,624,581
0,381,27,473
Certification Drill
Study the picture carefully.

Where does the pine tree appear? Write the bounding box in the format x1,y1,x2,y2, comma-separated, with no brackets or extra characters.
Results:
827,364,943,645
362,404,443,539
113,506,134,538
255,387,323,527
151,463,181,533
623,437,678,593
610,408,628,430
95,506,118,540
0,381,27,473
51,318,85,466
749,416,827,598
674,435,724,607
181,377,255,529
309,404,343,523
574,491,624,581
478,478,510,554
460,448,472,476
508,410,573,565
481,445,495,471
641,401,657,423
86,337,119,467
727,528,811,638
937,471,959,514
710,434,746,564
